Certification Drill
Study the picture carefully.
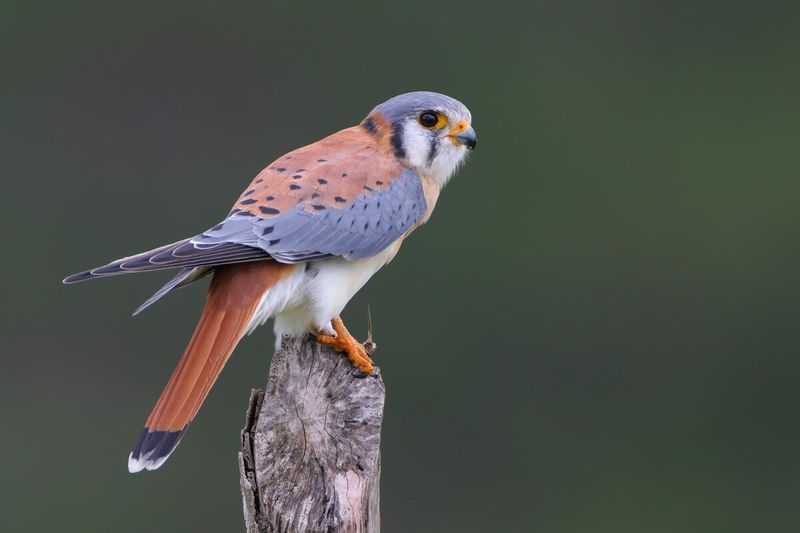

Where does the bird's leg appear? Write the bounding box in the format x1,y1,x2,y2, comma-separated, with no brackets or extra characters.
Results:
315,316,374,374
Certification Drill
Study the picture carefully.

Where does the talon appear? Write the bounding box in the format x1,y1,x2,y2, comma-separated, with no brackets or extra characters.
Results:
315,316,374,374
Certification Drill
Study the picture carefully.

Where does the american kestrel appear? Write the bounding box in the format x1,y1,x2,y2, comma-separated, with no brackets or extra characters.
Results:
64,91,476,472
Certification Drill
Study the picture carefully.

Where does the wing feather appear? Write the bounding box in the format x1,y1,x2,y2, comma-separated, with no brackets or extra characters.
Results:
63,240,269,283
192,168,427,263
63,125,427,285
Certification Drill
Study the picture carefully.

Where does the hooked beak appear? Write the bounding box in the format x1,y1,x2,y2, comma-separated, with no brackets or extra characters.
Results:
447,121,477,150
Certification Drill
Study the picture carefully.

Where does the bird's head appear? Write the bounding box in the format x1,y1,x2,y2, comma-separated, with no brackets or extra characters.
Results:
362,91,476,187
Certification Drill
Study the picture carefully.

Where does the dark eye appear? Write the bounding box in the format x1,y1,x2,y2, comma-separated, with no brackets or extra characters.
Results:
418,112,439,128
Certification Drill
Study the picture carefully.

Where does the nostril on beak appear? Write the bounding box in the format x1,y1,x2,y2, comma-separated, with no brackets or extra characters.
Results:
455,126,477,150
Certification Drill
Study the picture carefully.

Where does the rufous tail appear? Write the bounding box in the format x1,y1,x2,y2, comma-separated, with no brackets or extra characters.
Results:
127,261,292,472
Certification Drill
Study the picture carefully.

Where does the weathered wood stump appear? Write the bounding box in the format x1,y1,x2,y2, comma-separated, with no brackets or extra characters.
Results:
239,335,385,533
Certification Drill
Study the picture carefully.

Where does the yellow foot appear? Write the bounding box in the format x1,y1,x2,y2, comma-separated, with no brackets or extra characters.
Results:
315,316,374,374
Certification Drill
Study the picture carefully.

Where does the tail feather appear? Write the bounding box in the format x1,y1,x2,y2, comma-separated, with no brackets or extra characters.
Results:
129,428,186,473
127,261,293,473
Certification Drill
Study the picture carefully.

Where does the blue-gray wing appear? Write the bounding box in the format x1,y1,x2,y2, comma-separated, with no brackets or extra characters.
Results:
191,168,427,263
63,128,427,286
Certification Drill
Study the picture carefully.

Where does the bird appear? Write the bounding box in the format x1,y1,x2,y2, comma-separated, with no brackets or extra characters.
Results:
63,91,477,473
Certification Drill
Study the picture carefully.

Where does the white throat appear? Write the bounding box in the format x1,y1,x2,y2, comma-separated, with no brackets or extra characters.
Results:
400,121,468,188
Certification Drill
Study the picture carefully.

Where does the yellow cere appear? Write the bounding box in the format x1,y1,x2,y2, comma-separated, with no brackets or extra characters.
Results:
448,119,469,135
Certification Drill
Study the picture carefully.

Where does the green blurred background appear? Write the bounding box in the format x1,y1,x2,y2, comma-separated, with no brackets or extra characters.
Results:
2,1,800,531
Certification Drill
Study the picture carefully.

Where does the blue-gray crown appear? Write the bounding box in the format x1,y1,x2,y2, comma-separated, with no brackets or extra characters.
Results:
371,91,471,123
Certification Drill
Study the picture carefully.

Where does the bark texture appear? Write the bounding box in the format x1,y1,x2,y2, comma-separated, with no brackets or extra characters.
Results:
239,335,384,533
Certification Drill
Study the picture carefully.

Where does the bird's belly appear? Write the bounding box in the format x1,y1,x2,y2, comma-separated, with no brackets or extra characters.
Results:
265,241,403,342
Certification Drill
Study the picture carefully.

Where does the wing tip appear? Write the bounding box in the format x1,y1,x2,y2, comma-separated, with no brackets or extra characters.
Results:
63,271,93,284
63,264,125,283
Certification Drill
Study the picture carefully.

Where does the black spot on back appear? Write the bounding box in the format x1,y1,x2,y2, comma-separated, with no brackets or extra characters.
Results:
334,196,346,203
261,226,274,235
243,189,255,196
259,206,280,215
311,204,326,210
275,167,286,172
318,178,327,184
240,198,257,205
290,184,301,190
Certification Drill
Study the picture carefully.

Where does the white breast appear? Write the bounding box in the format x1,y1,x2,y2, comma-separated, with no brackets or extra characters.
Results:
246,240,404,345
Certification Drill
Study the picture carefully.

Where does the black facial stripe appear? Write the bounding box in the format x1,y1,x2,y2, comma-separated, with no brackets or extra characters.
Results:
390,122,406,159
426,131,438,166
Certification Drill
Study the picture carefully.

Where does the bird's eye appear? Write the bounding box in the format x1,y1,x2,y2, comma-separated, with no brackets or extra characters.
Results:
418,112,439,129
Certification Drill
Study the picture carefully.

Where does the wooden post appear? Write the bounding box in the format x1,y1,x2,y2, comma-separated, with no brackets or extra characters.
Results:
239,335,385,533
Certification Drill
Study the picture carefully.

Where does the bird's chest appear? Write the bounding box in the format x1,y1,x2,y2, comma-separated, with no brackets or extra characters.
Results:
303,239,403,306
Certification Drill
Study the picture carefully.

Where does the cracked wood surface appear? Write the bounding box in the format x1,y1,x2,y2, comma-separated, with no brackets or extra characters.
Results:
239,335,384,533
